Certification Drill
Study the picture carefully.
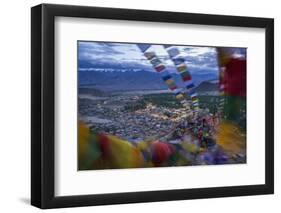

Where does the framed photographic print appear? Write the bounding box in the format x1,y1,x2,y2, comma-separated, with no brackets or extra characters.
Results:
31,4,274,209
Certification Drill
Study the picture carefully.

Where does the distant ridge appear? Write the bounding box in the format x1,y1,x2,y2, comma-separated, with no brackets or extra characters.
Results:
195,80,219,92
78,87,106,96
79,71,217,92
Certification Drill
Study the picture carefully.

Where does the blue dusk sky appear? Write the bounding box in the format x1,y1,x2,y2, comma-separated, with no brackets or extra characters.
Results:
78,41,246,81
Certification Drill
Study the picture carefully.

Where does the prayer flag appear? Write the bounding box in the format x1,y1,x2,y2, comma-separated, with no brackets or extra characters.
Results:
169,85,177,91
193,102,199,106
222,58,246,97
176,93,184,100
180,71,191,81
162,75,172,81
137,44,151,53
165,78,174,86
155,64,165,72
167,47,180,58
177,63,187,72
150,58,162,67
192,96,198,102
186,83,195,90
173,57,185,66
163,44,172,49
144,52,156,60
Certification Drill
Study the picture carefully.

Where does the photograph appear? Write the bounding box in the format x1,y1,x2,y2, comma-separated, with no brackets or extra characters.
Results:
78,41,247,170
30,3,274,209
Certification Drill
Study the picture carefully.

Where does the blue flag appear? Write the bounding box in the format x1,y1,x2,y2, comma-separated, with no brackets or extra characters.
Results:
137,44,151,53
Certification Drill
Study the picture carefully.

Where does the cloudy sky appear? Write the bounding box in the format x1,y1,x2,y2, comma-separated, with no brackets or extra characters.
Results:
78,41,246,80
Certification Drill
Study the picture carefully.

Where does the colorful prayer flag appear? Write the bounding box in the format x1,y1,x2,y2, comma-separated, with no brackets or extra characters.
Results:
221,58,246,97
167,47,180,58
137,44,151,53
138,44,200,111
155,64,165,72
176,93,184,100
192,96,198,102
162,75,172,81
192,99,199,104
185,83,195,90
165,79,176,87
180,71,191,81
194,106,200,111
144,52,156,60
173,57,185,66
150,58,162,67
164,45,200,110
193,102,199,106
169,85,177,91
165,78,174,85
177,63,187,72
163,44,172,49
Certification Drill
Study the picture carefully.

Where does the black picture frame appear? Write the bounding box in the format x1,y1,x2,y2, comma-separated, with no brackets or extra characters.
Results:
31,3,274,209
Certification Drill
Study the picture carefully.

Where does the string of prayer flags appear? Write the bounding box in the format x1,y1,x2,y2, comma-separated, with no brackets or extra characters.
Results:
190,89,200,111
164,45,199,112
137,44,197,113
137,44,180,94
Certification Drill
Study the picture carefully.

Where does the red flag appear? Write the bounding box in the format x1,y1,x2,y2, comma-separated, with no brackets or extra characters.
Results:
222,58,246,97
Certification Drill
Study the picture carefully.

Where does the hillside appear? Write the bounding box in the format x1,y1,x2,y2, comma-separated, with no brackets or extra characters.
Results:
195,81,219,92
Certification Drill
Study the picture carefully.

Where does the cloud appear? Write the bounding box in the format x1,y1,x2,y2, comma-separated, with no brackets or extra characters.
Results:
79,42,161,68
78,41,125,60
78,42,227,80
179,47,219,73
184,47,216,57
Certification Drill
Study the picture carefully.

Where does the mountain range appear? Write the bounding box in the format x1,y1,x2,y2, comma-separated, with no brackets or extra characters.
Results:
79,70,218,92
